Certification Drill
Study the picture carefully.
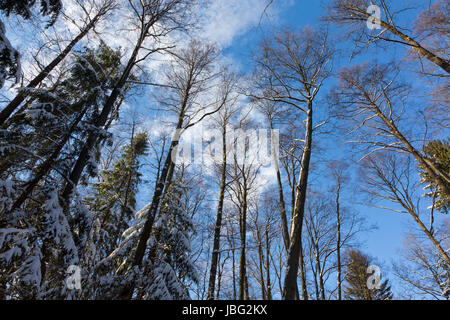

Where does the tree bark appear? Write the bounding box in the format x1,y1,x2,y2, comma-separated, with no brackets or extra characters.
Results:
0,278,6,300
269,119,290,252
60,20,153,204
400,201,450,265
256,228,266,300
298,239,308,300
265,224,272,300
378,20,450,74
336,179,342,300
376,108,450,198
206,126,227,300
344,5,450,74
315,250,325,300
119,124,182,300
238,187,248,300
283,103,313,300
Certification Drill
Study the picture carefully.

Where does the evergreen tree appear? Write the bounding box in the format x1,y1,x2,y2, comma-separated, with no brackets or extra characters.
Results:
419,139,450,214
0,42,124,299
96,170,199,300
1,41,123,182
0,0,62,25
88,131,149,259
148,175,199,298
343,249,393,300
0,21,19,88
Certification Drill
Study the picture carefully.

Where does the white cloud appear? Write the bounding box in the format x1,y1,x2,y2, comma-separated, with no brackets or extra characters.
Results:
199,0,280,48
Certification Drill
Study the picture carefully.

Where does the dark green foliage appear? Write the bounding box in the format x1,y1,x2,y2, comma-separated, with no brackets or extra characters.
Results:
419,139,450,214
88,131,149,257
0,0,62,26
0,21,19,88
0,42,126,299
1,41,123,180
344,249,393,300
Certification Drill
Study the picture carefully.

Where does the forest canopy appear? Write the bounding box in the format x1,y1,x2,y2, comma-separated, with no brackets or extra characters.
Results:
0,0,448,301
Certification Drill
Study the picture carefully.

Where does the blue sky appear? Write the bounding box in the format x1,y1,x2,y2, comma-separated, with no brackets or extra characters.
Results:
217,0,447,298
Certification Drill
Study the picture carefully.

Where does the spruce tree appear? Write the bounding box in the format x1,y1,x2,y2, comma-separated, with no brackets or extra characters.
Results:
344,249,393,300
96,170,199,300
0,21,19,88
88,131,149,258
419,139,450,214
0,42,124,299
0,0,62,24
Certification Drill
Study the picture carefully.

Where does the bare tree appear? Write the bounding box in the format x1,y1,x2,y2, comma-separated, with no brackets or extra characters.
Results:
226,116,262,300
120,39,231,299
327,161,350,300
304,196,332,300
251,27,333,300
361,152,449,265
394,221,450,300
253,99,291,253
331,63,450,199
326,0,450,73
206,73,239,300
303,190,368,300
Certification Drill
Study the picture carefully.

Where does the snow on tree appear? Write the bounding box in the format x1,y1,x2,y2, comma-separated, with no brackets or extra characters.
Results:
93,170,199,300
0,42,124,299
0,21,20,88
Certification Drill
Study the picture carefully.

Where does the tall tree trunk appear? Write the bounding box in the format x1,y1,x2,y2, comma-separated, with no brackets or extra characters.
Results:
0,12,104,125
348,6,450,74
316,251,325,300
270,119,290,252
119,139,177,299
119,99,187,300
238,185,248,300
409,208,450,265
265,224,272,300
377,109,450,197
283,103,313,300
244,274,249,300
0,278,6,300
231,232,237,300
215,253,222,300
256,230,266,300
298,240,308,300
207,126,227,300
113,123,137,247
336,179,342,300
